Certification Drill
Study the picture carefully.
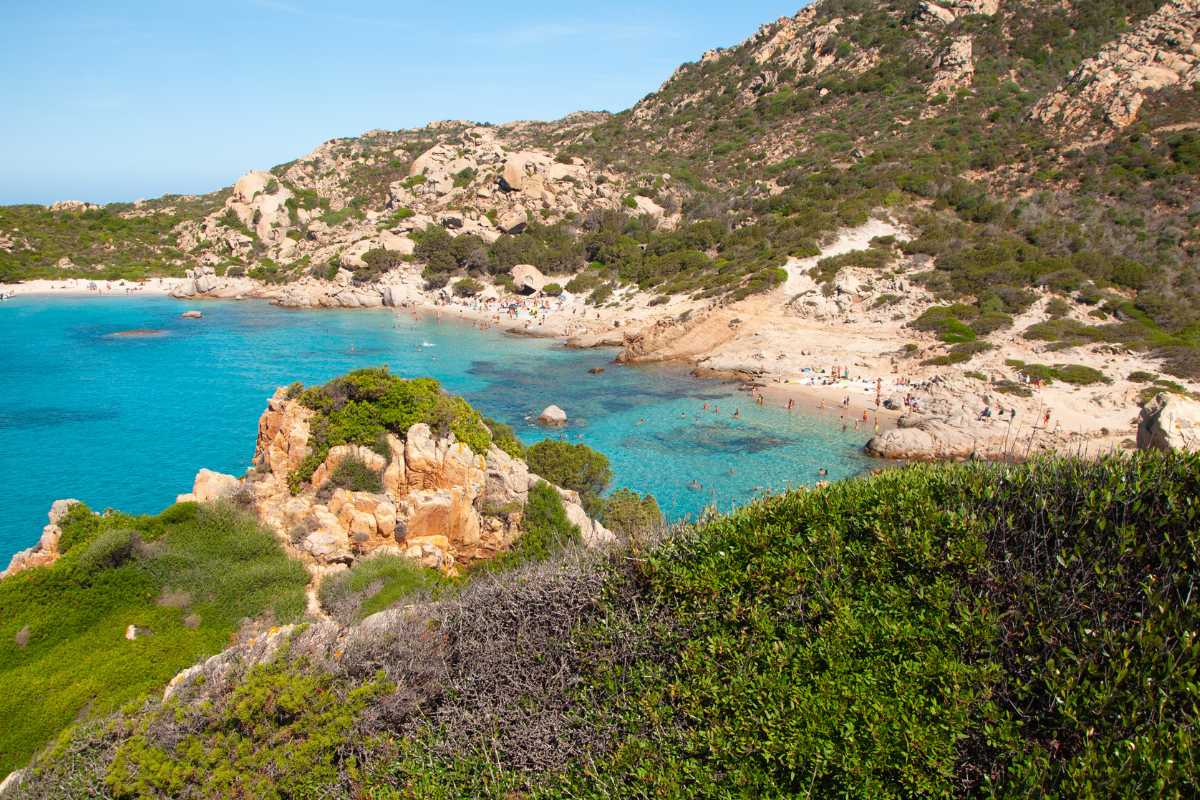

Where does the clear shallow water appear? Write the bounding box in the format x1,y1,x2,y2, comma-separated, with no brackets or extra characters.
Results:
0,295,873,562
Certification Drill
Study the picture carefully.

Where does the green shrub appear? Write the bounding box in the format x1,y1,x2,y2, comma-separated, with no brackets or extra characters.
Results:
598,489,663,538
319,555,446,624
289,369,493,491
105,659,390,799
76,528,138,573
526,440,612,498
542,282,563,297
355,247,404,284
452,277,484,297
490,482,580,569
326,456,383,494
1053,363,1109,385
912,305,978,343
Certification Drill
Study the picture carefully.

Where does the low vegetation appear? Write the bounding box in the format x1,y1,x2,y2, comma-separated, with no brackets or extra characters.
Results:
20,453,1200,797
288,368,497,492
0,502,307,776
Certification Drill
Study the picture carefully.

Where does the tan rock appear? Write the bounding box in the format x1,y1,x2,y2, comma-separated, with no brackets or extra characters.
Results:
1,499,80,580
484,445,530,508
400,488,481,548
511,263,548,293
190,468,242,503
1137,393,1200,452
864,415,977,461
538,405,568,425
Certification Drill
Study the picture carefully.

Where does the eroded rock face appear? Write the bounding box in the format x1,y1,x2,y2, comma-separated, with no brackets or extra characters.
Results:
244,390,607,576
1,499,80,579
1033,0,1200,134
929,35,975,96
1137,392,1200,452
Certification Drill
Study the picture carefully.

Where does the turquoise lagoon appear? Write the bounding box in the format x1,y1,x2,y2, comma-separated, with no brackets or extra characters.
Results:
0,295,873,562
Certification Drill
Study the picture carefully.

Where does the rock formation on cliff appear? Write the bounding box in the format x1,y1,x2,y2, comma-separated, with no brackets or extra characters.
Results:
174,376,612,582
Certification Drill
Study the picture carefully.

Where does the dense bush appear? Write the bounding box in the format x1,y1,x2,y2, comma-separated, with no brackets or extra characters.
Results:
28,454,1200,797
326,455,384,494
598,488,663,538
525,440,612,498
290,368,493,491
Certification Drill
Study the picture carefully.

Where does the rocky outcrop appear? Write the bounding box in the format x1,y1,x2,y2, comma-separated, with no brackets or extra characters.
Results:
916,0,998,25
865,415,979,461
1,499,80,579
1033,0,1200,134
928,35,975,96
538,405,568,425
1137,392,1200,452
176,469,242,504
244,388,610,576
48,200,100,213
512,264,549,293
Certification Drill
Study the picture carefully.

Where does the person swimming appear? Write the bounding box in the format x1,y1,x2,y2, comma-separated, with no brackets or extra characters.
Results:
818,468,828,478
687,479,702,491
733,408,740,419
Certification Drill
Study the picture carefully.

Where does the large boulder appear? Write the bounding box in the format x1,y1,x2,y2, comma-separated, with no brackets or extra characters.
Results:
1137,393,1200,452
483,445,530,508
864,416,977,461
538,405,568,425
182,469,242,503
511,264,548,293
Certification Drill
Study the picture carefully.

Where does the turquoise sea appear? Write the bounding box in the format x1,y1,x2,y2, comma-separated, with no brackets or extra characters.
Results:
0,295,873,562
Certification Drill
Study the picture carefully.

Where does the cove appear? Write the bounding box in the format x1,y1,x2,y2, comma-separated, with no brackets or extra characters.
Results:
0,295,874,562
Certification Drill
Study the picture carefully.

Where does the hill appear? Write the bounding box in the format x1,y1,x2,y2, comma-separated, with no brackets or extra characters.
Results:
6,451,1199,797
2,0,1199,464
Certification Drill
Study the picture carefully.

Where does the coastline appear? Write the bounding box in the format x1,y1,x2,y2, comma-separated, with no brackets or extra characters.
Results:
2,267,1180,465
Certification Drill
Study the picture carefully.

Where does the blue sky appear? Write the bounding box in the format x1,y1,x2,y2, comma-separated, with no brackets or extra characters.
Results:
0,1,804,205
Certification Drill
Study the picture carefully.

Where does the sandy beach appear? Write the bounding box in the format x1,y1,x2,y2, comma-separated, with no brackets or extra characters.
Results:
5,217,1188,465
0,277,189,297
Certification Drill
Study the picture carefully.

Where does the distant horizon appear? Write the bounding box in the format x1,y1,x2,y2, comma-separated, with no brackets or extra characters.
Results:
0,1,807,206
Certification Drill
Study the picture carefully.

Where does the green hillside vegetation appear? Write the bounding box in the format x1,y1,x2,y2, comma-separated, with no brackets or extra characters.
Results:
21,452,1200,798
0,193,225,283
3,2,1197,372
286,368,497,492
0,501,308,776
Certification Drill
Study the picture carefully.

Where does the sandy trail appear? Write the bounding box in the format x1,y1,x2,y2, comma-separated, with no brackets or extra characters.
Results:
783,218,905,297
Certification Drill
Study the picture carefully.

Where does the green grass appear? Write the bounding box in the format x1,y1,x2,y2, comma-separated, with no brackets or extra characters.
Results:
0,501,307,775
